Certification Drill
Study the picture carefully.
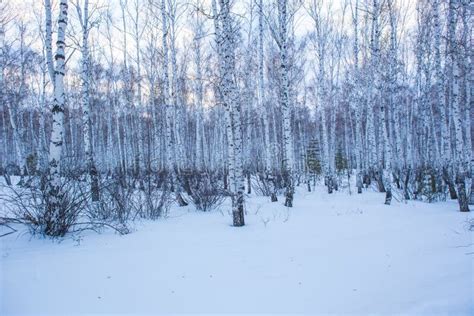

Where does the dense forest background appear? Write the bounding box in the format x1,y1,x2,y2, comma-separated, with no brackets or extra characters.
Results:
0,0,472,236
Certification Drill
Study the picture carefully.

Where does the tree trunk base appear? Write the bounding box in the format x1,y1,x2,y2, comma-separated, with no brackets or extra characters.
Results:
232,212,245,226
356,173,363,194
385,189,392,205
327,176,333,194
469,178,474,205
377,175,385,193
456,174,470,212
90,164,100,202
247,173,251,194
443,168,458,200
232,191,245,226
284,187,293,207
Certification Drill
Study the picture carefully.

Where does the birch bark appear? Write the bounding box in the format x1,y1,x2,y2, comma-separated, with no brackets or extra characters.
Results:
77,0,99,201
216,0,245,225
45,0,69,236
278,0,294,207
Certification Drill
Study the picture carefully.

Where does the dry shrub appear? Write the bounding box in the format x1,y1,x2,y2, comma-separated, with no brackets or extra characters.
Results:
186,171,225,212
0,176,87,237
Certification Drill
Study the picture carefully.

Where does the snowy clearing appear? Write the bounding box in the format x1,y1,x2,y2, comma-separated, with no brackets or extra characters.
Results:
1,186,473,315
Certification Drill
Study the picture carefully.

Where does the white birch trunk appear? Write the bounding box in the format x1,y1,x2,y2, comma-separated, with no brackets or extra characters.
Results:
45,0,69,236
461,0,473,205
216,0,245,226
77,0,99,201
192,13,205,170
278,0,294,207
449,0,469,212
212,0,235,194
167,0,187,205
351,0,363,193
257,0,276,201
433,0,450,166
161,0,173,176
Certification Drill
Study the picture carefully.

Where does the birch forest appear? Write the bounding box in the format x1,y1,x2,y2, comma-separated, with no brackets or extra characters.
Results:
0,0,472,234
1,0,474,313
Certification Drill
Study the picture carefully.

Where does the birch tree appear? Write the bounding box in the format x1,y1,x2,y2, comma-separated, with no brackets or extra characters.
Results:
44,0,70,236
447,0,469,212
277,0,294,207
158,0,185,205
379,0,393,205
351,0,363,194
432,0,450,167
167,0,188,206
74,0,99,201
257,0,277,201
214,0,245,226
461,0,473,206
2,24,27,185
191,4,206,171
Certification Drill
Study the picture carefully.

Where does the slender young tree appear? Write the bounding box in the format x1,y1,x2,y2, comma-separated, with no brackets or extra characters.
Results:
277,0,294,207
191,4,205,171
379,0,394,205
432,0,450,167
159,0,185,206
168,0,188,206
75,0,99,201
257,0,277,202
351,0,364,194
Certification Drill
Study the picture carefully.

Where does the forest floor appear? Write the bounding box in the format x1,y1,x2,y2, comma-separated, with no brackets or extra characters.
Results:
1,181,473,315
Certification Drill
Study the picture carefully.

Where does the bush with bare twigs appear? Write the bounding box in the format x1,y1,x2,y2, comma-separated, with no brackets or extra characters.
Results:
0,169,175,238
185,172,225,212
136,173,172,219
0,176,88,237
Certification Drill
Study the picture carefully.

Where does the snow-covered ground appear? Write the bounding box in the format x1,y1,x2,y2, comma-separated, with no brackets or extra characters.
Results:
1,184,473,315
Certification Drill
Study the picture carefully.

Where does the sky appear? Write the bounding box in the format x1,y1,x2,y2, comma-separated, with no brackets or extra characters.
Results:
3,0,420,93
